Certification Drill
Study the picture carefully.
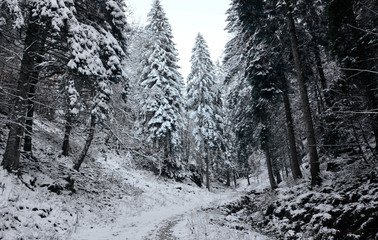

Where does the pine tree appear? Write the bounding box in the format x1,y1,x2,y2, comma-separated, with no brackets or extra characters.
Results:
139,0,184,178
327,0,378,153
187,33,220,191
68,0,128,171
61,75,80,156
225,0,306,187
284,0,321,186
232,0,283,189
1,0,75,172
223,0,255,183
0,0,129,172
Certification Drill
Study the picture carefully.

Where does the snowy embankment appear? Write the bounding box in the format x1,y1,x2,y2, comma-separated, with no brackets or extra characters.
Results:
0,118,269,240
219,159,378,240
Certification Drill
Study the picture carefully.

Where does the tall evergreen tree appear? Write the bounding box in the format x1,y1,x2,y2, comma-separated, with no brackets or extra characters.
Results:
139,0,184,178
224,0,305,187
327,0,378,153
1,0,75,172
284,0,321,186
232,0,284,189
187,33,220,191
1,0,129,172
223,0,255,182
68,0,129,171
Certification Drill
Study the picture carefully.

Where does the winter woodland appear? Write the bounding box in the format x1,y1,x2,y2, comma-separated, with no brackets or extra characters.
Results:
0,0,377,239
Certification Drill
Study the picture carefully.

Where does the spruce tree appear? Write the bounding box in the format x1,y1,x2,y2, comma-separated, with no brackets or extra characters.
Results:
223,0,255,182
68,0,128,171
1,0,129,172
327,0,378,153
1,0,76,172
187,33,220,191
139,0,184,178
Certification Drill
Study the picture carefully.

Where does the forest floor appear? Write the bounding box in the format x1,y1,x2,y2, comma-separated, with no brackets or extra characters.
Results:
0,116,270,240
2,116,376,240
70,159,269,240
0,150,271,240
220,158,378,240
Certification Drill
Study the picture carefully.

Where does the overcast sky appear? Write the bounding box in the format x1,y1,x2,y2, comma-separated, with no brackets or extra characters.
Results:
126,0,230,79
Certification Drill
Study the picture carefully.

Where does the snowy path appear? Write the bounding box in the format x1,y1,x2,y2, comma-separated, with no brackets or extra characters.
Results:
71,156,269,240
145,214,182,240
72,180,268,239
72,181,241,240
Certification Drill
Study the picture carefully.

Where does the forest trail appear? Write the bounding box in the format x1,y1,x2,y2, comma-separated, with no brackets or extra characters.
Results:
71,181,245,240
145,214,182,240
142,190,239,240
70,157,269,240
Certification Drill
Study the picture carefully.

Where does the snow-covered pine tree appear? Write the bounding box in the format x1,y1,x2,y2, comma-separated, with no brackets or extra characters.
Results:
67,0,128,171
61,75,80,156
1,0,76,171
229,0,283,189
223,0,255,184
138,0,184,178
187,33,221,191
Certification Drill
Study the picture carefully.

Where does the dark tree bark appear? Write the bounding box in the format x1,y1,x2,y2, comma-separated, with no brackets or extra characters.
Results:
2,12,44,172
226,168,231,187
313,46,327,93
205,150,210,191
261,127,277,189
23,25,48,156
23,76,40,156
274,168,282,185
233,169,237,189
23,80,37,155
282,89,302,180
285,0,321,186
62,114,72,156
73,114,96,171
246,170,250,186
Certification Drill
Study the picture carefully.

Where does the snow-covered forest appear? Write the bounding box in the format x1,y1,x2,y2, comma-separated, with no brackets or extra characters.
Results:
0,0,377,239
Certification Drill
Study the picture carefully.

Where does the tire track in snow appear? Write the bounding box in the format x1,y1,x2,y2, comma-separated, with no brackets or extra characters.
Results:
144,214,182,240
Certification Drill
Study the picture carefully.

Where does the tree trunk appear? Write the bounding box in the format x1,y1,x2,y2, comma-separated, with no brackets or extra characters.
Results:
261,128,277,189
233,169,237,189
313,46,327,93
2,13,43,172
274,168,282,185
74,114,96,171
23,78,38,156
23,27,48,157
205,150,210,191
352,124,368,163
282,89,302,179
366,82,378,151
62,114,72,156
226,168,231,187
285,162,289,178
285,0,321,186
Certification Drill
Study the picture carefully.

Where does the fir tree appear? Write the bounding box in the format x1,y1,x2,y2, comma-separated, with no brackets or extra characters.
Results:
187,33,220,191
326,0,378,153
139,0,184,178
68,0,128,171
1,0,76,171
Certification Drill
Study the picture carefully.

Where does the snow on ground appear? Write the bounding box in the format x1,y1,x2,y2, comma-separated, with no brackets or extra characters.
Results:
72,153,269,240
172,207,270,240
0,116,270,240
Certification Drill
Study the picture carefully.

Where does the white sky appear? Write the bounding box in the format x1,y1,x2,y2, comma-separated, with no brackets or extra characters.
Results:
126,0,230,79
